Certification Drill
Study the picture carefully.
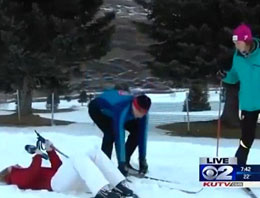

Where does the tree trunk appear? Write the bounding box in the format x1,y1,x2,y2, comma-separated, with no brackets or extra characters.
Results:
221,83,240,127
19,76,33,116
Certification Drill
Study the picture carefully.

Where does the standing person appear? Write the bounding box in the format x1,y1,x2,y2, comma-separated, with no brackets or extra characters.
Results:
88,89,151,176
0,140,133,198
219,24,260,164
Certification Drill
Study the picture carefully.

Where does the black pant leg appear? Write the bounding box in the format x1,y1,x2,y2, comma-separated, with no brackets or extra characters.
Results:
235,110,259,164
88,99,114,158
101,133,114,159
240,111,259,148
235,145,249,165
125,120,139,164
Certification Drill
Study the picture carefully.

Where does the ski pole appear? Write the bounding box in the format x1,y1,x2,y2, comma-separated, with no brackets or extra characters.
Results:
216,81,223,157
127,176,202,194
128,168,179,184
34,130,69,158
51,145,69,158
143,175,179,184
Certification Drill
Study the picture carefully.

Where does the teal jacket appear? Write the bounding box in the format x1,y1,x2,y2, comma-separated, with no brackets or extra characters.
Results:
223,38,260,111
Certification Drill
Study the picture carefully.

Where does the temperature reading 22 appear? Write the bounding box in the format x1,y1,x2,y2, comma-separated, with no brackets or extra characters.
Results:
243,174,251,180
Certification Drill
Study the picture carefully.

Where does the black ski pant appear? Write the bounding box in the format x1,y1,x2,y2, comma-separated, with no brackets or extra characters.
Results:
235,110,260,165
88,99,139,164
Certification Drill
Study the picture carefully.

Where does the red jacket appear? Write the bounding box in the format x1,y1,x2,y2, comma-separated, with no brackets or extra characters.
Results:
5,150,62,191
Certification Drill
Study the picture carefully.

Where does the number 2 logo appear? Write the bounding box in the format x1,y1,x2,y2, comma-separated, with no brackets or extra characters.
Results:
202,166,233,180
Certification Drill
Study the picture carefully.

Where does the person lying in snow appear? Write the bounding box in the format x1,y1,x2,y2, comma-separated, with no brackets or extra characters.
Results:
0,140,133,198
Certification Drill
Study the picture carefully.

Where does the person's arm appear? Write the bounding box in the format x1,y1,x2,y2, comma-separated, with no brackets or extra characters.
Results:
137,115,149,160
44,140,63,171
113,106,129,164
27,155,42,171
47,150,62,172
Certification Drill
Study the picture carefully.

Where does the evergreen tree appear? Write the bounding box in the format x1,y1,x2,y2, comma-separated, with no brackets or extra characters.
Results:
183,83,211,112
0,0,115,115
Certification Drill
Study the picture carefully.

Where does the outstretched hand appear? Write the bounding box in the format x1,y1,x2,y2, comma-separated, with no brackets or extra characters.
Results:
44,140,54,151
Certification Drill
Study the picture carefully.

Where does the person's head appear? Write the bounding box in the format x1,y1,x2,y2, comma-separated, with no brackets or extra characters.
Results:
0,167,11,184
232,24,253,54
132,95,151,118
114,83,130,92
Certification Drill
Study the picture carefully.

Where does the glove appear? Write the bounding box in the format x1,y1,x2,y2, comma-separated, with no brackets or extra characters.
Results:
216,69,227,80
35,148,44,155
118,162,128,176
44,140,54,151
139,158,148,175
126,163,140,176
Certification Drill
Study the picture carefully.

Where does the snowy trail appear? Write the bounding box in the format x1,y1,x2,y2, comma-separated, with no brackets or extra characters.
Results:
1,130,260,198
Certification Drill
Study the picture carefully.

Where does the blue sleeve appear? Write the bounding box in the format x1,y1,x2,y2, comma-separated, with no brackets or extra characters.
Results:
138,114,149,159
113,106,129,163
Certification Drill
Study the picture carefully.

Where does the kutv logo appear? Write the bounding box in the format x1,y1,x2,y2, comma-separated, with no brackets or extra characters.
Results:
200,157,237,182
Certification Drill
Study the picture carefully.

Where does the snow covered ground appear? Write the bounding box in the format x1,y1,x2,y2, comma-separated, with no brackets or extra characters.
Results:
0,90,260,198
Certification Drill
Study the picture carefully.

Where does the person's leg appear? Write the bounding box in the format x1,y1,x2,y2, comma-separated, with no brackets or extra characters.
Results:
51,159,86,192
70,153,110,196
86,147,133,197
88,100,114,158
235,110,259,164
101,132,115,159
125,120,139,165
86,146,125,187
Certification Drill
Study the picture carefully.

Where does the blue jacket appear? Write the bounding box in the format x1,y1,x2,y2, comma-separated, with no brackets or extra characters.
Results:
223,38,260,111
96,89,149,163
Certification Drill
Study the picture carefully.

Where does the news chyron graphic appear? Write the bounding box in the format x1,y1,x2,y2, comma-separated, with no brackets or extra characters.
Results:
200,157,260,188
